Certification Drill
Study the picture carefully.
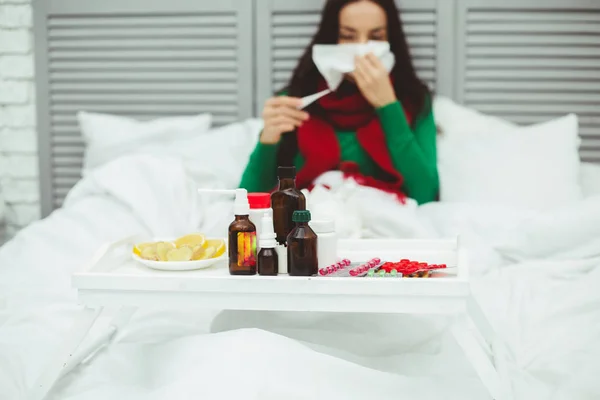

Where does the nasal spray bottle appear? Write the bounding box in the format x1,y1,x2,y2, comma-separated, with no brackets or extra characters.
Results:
198,188,257,275
257,213,278,276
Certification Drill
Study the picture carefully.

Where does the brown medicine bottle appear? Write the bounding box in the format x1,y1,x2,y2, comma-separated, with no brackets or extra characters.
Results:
228,189,257,275
287,210,318,277
257,213,279,276
271,166,306,246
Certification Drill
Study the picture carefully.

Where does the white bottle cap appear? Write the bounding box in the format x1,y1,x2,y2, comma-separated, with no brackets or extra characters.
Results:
259,212,277,248
309,219,335,234
233,188,250,216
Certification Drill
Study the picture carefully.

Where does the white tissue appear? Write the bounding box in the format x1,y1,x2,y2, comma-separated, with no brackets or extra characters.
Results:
312,41,396,92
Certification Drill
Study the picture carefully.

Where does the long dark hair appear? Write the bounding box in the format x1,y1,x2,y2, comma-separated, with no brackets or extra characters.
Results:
277,0,431,167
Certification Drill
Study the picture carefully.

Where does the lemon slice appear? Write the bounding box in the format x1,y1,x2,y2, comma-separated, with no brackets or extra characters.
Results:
173,233,206,249
199,246,217,260
166,247,193,262
156,242,175,261
190,245,205,261
140,244,158,261
204,239,226,257
133,242,154,256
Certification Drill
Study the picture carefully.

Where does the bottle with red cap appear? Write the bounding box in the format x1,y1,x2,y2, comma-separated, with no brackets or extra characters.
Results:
247,192,272,253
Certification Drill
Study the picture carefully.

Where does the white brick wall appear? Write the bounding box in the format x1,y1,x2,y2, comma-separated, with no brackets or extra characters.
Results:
0,0,39,242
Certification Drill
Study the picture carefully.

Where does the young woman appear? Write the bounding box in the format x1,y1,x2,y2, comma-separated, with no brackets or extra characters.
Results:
240,0,438,205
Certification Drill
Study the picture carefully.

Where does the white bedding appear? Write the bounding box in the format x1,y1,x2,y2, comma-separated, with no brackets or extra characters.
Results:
1,112,600,399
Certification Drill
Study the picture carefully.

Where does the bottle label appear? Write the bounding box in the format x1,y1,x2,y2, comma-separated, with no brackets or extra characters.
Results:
237,232,257,267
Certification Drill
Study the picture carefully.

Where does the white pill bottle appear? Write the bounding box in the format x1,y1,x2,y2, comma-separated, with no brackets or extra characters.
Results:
247,193,272,253
309,219,337,270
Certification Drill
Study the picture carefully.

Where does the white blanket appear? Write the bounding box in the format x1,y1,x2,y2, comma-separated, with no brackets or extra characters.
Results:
2,154,600,399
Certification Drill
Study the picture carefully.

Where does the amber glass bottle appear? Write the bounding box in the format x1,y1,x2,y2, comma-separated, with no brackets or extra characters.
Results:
258,213,279,276
228,189,257,275
287,210,318,277
271,166,306,246
228,215,257,275
258,248,278,276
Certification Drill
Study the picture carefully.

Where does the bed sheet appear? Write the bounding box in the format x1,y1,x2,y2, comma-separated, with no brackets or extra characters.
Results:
1,154,599,400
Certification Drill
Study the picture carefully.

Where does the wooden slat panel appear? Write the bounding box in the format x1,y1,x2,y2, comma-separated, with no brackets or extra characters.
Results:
48,14,238,28
37,4,252,211
469,46,600,58
460,2,600,163
466,92,600,104
467,80,600,93
51,93,238,104
49,26,237,39
580,126,600,138
50,60,238,70
467,10,600,22
54,167,82,177
50,38,238,50
47,0,240,14
467,34,599,46
49,71,237,81
51,82,239,93
51,104,238,114
50,49,238,60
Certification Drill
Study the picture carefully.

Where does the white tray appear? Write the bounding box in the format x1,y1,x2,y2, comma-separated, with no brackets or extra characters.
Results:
72,237,470,314
36,239,508,400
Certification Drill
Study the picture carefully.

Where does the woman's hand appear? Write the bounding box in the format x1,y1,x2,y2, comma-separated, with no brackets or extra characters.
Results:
354,53,397,108
261,96,309,144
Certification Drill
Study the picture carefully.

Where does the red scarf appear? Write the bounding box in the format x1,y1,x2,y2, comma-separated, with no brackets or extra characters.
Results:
295,80,412,201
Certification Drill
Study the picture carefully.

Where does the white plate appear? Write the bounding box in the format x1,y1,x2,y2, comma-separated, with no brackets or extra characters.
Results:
132,253,226,271
132,238,227,271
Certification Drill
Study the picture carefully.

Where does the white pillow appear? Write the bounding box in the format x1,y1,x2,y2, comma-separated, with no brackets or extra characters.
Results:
433,96,516,138
580,162,600,198
83,117,262,190
78,112,212,173
438,114,582,210
174,119,263,189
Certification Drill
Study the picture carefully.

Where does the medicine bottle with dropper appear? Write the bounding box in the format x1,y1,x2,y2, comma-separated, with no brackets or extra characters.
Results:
228,188,257,275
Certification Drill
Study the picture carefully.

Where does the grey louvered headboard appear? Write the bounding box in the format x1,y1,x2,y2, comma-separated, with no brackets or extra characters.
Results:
34,0,600,216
